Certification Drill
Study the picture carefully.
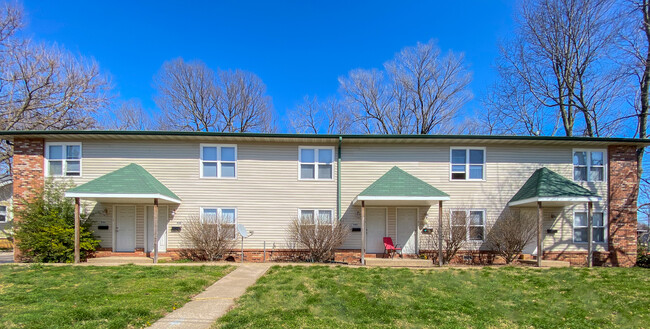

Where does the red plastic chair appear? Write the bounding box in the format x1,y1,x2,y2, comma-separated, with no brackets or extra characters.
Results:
383,237,402,259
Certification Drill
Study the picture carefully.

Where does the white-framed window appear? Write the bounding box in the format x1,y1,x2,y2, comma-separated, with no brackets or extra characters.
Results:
200,207,237,240
0,206,7,222
298,209,334,231
450,209,486,241
45,142,82,177
200,144,237,178
573,211,606,243
299,147,334,180
450,147,485,181
573,149,606,182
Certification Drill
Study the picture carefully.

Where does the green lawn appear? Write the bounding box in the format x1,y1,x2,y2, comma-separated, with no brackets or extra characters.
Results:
216,266,650,328
0,264,233,328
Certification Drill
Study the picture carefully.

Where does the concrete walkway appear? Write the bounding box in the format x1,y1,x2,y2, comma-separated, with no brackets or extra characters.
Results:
149,264,271,329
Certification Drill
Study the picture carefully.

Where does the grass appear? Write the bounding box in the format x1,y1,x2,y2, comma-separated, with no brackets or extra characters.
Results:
0,264,233,328
216,265,650,328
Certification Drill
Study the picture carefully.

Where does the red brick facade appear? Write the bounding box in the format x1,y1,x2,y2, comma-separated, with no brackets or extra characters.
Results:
607,145,639,267
12,138,45,262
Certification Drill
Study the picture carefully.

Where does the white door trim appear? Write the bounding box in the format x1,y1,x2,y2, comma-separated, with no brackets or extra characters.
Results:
112,205,137,252
144,205,168,252
396,207,419,254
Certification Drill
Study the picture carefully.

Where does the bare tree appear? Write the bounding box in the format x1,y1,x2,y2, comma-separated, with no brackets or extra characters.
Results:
154,58,219,132
101,99,155,131
288,96,354,134
179,215,237,261
0,3,110,179
216,69,274,132
485,0,626,137
339,40,472,134
286,217,349,262
485,208,537,264
154,58,274,132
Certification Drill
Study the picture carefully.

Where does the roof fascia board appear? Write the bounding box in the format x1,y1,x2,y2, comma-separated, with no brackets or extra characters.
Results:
64,192,181,204
508,196,602,207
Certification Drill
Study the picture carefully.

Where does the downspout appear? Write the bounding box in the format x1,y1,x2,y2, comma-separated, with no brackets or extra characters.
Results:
337,136,342,220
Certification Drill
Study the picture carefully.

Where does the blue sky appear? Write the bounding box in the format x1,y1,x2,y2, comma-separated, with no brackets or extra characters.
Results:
22,0,515,131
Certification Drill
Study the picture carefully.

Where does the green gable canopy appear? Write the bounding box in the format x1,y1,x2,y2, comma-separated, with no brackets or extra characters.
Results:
508,167,600,207
353,166,449,206
65,163,181,203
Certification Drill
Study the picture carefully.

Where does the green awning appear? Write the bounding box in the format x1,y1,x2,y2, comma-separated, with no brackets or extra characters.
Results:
65,163,181,203
353,166,449,205
508,167,600,207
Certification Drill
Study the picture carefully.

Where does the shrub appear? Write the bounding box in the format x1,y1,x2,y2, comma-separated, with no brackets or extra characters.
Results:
287,218,349,262
422,213,466,264
14,180,100,263
485,208,536,264
180,215,237,261
638,242,650,268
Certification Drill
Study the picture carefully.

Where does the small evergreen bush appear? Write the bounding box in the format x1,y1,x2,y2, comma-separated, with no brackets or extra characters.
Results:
14,180,100,262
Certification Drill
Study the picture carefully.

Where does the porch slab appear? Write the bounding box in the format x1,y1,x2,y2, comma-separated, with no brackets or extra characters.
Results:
365,258,433,267
519,259,571,267
86,256,171,265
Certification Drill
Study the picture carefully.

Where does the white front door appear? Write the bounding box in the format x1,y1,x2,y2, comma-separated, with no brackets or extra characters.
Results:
115,205,136,252
365,208,386,253
397,208,418,254
146,205,168,252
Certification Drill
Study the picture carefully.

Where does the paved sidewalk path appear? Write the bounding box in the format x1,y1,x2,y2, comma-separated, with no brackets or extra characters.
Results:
149,264,271,329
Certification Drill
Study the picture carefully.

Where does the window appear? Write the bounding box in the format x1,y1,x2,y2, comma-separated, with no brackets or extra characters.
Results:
573,211,606,243
200,207,237,239
200,144,237,178
299,209,333,232
573,150,605,182
450,209,485,241
299,147,333,180
0,206,6,222
45,142,81,177
450,148,485,180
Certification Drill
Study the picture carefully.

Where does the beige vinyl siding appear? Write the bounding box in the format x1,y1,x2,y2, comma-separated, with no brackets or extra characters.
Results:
49,138,606,253
51,140,337,250
339,143,607,252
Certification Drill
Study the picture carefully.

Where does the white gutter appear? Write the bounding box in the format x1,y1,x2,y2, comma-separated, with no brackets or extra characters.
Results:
64,192,181,204
508,196,601,207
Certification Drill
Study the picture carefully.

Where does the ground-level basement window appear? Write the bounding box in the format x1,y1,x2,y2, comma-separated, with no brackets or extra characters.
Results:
45,142,81,177
200,144,237,178
299,147,334,180
0,206,6,222
573,211,606,243
450,209,485,241
200,207,237,239
299,209,333,231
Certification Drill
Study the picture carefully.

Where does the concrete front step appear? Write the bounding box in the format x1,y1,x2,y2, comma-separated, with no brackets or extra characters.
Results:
519,259,571,267
365,258,433,267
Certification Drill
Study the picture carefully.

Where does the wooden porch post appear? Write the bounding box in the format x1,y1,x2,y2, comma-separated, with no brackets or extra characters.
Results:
438,200,443,267
537,201,543,267
74,197,80,264
361,201,366,265
153,198,159,264
587,201,594,267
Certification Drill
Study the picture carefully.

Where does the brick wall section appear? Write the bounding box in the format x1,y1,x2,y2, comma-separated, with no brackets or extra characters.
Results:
607,145,639,267
12,138,45,262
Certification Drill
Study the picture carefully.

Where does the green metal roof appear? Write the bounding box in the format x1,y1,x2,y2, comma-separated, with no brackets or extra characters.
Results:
66,163,181,202
359,166,449,198
509,167,599,204
0,129,649,145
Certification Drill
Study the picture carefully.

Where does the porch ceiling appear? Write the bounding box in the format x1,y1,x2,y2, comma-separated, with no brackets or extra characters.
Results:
64,163,181,204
